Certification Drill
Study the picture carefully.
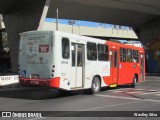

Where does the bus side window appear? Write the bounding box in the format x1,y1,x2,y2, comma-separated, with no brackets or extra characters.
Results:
133,50,139,63
98,44,109,61
127,49,133,62
120,48,126,62
77,45,83,67
87,42,97,61
62,38,70,59
71,44,75,66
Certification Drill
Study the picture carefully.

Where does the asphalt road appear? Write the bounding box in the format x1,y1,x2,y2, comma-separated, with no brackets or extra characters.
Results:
0,76,160,120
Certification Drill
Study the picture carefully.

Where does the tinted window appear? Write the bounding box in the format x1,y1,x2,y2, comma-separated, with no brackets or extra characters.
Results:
114,51,118,67
87,42,97,61
77,45,83,67
62,38,70,59
110,51,113,67
120,48,126,62
71,43,75,66
127,49,133,62
98,44,109,61
133,50,139,63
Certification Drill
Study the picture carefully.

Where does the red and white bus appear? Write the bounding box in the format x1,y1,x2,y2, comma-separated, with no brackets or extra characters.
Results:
19,31,145,94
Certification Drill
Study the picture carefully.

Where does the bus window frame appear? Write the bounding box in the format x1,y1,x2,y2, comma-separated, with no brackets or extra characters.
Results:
127,48,133,63
87,42,97,61
62,37,70,59
98,44,109,61
120,48,126,62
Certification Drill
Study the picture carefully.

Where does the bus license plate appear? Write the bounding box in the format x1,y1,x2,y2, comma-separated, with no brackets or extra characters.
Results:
30,81,39,85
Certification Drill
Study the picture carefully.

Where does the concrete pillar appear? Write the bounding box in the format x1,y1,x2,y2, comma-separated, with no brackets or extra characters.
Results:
138,21,160,73
3,0,49,73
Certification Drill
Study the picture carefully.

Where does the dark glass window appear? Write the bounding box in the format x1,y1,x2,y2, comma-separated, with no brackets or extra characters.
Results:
87,42,97,61
114,51,118,67
133,50,139,63
98,44,109,61
71,44,75,66
120,48,126,62
127,49,133,62
77,45,83,67
62,38,70,59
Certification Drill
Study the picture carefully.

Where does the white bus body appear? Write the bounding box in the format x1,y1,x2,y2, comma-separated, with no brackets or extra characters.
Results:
19,31,110,92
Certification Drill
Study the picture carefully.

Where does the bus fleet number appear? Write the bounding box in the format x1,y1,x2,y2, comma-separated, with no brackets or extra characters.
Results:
39,45,49,53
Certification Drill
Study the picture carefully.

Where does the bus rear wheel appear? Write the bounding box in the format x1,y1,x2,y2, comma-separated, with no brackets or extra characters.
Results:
87,77,101,94
131,75,137,88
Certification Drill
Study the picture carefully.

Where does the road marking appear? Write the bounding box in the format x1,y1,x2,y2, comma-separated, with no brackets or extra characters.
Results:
119,90,145,93
145,89,158,92
137,91,160,95
28,101,142,120
96,94,142,100
146,80,160,82
28,93,160,120
109,88,144,92
30,95,160,120
123,91,144,94
79,101,142,111
110,89,160,95
111,89,145,93
96,94,160,103
144,99,160,103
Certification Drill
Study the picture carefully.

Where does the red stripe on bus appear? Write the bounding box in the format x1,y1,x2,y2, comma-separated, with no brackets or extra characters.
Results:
20,77,60,88
19,77,49,86
50,77,60,88
102,76,112,85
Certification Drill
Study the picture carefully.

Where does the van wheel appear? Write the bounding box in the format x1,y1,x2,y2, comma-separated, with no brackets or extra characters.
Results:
131,75,137,88
87,77,101,94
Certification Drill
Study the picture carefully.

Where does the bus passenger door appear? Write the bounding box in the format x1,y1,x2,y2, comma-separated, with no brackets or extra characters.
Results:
110,50,118,84
140,53,145,81
71,43,84,88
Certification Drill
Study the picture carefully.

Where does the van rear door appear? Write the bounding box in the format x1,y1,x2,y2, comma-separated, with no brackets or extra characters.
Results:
19,32,53,79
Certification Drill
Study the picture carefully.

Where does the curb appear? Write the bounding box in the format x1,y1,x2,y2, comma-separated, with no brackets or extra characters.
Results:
0,83,23,89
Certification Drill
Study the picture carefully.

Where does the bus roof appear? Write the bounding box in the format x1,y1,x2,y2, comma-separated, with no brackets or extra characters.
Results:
20,30,107,44
20,30,144,52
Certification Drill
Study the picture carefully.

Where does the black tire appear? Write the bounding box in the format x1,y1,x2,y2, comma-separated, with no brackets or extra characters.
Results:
131,75,137,88
87,77,101,94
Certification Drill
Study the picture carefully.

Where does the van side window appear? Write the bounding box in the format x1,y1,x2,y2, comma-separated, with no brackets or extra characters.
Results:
87,42,97,61
120,48,126,62
62,38,70,59
127,49,133,62
98,44,109,61
133,50,139,63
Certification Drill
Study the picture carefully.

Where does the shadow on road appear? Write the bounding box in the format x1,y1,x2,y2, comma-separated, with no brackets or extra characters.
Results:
0,86,130,100
0,76,155,100
0,87,83,100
